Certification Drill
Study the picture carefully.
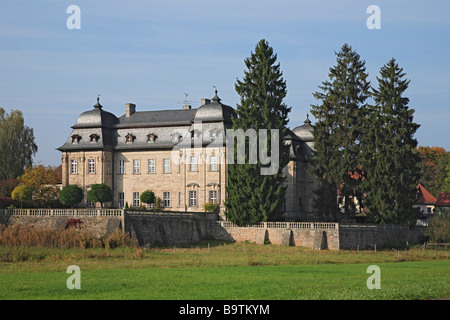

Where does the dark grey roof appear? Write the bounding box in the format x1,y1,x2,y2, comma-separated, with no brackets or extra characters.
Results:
292,115,314,142
194,95,235,124
116,109,197,128
72,106,119,129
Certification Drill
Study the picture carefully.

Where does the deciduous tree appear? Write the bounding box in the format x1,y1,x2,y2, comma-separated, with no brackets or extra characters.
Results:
88,183,113,208
17,165,60,206
0,108,38,180
59,185,84,207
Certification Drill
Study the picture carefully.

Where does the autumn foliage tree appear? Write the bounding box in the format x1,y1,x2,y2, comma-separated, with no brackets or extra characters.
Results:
417,146,450,197
15,165,60,206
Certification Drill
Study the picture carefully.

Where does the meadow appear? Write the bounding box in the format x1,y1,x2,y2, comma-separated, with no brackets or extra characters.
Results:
0,240,449,300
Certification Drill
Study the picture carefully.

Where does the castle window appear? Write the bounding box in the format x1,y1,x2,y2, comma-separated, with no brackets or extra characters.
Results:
209,190,217,204
89,134,100,143
189,191,197,207
88,159,95,174
148,159,155,174
210,129,219,140
171,133,182,143
191,130,200,139
118,192,124,209
147,133,157,143
125,133,136,143
118,160,125,174
190,156,197,172
163,158,170,173
209,155,217,171
163,192,171,207
133,192,140,207
133,159,140,174
70,160,77,174
71,134,81,144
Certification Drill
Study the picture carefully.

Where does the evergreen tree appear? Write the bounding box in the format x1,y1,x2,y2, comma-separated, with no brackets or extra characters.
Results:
225,39,291,225
310,44,371,220
363,58,422,225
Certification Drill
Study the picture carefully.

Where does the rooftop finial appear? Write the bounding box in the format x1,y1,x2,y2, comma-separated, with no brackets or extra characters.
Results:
304,114,311,125
212,86,221,102
94,94,102,109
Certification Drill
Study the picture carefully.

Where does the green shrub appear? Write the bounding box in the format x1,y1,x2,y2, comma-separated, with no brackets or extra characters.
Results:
203,202,219,213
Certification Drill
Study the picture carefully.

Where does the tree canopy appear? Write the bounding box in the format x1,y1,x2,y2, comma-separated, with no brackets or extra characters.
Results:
225,39,291,226
0,108,38,180
88,184,113,208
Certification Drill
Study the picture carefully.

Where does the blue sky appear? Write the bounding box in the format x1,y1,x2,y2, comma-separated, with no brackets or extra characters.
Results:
0,0,449,166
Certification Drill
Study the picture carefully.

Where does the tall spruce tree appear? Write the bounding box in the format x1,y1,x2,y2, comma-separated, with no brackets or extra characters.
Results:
224,39,291,226
362,58,422,225
310,44,371,220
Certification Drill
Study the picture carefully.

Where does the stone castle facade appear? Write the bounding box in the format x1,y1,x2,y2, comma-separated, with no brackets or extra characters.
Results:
58,91,319,221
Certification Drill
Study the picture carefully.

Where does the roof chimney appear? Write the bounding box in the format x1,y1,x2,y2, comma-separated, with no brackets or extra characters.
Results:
201,98,211,106
125,103,136,117
182,104,192,110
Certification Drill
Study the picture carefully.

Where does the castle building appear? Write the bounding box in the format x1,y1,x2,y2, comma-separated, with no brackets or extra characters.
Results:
57,92,318,221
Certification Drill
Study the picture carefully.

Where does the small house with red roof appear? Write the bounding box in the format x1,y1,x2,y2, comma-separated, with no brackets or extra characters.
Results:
435,192,450,214
413,183,437,215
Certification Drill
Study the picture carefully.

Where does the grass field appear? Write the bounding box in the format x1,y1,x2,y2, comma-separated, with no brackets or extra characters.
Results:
0,241,449,300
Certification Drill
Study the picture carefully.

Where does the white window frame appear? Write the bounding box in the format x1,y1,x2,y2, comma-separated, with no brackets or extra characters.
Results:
148,159,155,174
133,159,140,174
163,192,171,207
133,192,140,207
190,156,197,172
70,159,77,174
209,190,218,204
118,159,125,174
88,159,95,174
163,158,170,173
189,190,197,207
209,155,217,171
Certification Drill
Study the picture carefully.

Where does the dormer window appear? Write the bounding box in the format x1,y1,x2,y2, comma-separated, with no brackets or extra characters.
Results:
209,129,220,140
147,133,157,143
89,134,100,143
191,129,200,139
171,133,182,143
125,133,136,143
71,134,81,144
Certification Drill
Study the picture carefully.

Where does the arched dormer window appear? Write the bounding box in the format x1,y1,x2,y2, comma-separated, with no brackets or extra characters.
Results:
71,134,81,144
191,129,200,139
125,133,136,143
147,133,157,143
89,134,100,143
171,133,182,143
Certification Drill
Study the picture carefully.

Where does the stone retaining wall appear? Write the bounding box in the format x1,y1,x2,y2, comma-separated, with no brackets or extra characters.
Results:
0,209,425,249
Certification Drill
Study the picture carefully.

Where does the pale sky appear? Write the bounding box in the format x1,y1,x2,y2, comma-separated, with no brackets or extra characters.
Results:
0,0,449,166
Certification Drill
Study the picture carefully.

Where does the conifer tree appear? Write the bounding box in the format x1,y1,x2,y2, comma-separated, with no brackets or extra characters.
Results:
310,44,371,220
363,58,422,224
225,39,291,225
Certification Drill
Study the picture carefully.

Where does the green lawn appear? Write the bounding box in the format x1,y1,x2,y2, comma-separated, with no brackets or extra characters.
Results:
0,243,449,300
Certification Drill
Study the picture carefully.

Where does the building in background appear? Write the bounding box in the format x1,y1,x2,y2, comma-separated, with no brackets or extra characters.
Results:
57,92,318,221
